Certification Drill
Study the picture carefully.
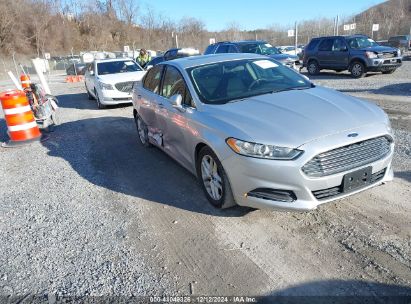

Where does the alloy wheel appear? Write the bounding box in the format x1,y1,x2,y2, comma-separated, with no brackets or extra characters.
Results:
201,155,223,201
351,63,363,77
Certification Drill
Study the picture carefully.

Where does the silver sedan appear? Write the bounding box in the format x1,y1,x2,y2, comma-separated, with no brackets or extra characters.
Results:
132,53,394,211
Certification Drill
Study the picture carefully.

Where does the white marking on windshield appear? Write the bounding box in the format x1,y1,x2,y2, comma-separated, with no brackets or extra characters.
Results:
253,60,278,69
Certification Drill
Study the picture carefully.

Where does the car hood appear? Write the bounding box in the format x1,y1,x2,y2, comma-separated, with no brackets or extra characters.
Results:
358,45,398,53
97,71,146,84
204,86,386,148
268,53,299,61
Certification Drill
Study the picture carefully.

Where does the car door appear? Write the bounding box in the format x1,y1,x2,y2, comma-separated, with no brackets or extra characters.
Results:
137,65,165,143
330,38,349,68
156,65,196,170
317,38,334,68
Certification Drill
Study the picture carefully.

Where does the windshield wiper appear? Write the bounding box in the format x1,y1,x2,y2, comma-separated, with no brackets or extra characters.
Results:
271,84,314,93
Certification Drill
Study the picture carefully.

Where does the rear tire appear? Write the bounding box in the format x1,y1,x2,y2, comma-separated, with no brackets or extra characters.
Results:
196,146,236,209
350,61,366,78
307,60,320,75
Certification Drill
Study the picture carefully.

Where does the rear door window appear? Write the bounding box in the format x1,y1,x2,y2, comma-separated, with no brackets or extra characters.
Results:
143,65,163,94
306,39,320,51
318,39,334,51
332,38,347,51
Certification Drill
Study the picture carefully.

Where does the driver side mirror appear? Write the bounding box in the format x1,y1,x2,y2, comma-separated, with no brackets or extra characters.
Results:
169,94,183,109
89,70,94,76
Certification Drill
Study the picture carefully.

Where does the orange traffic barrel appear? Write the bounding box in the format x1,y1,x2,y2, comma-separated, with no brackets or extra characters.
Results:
20,74,31,89
0,90,41,147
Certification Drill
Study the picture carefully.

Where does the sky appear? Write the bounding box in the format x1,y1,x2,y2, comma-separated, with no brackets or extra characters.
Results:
146,0,387,31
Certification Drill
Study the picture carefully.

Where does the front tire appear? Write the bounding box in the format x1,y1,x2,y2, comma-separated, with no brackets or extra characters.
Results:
95,90,106,109
86,86,94,100
196,146,236,209
350,61,366,78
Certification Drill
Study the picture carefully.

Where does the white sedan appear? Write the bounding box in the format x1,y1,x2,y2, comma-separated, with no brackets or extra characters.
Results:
85,58,146,109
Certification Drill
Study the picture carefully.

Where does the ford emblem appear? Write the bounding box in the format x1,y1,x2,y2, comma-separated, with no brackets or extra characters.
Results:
348,132,358,138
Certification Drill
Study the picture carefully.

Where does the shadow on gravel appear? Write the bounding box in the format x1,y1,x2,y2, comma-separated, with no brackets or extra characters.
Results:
395,171,411,182
41,116,249,217
340,83,411,97
56,93,133,110
261,280,411,303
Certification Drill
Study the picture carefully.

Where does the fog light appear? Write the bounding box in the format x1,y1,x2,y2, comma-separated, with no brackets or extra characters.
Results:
247,188,296,202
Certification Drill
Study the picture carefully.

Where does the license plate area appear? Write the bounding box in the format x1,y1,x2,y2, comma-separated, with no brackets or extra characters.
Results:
343,166,372,192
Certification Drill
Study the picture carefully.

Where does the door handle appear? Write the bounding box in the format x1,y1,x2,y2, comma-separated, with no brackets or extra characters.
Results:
137,95,141,99
158,103,164,108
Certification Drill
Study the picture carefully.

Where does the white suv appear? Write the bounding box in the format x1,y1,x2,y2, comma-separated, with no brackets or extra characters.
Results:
85,59,146,109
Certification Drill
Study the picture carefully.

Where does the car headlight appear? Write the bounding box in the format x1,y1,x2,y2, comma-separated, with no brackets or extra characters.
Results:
226,138,303,160
100,82,114,90
365,51,378,59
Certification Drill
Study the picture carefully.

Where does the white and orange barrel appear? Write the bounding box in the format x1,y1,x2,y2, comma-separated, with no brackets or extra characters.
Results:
0,90,41,144
20,74,31,89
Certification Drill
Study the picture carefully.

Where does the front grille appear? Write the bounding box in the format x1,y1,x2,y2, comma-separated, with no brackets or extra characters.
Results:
302,136,391,177
312,168,386,200
381,52,395,58
115,81,134,93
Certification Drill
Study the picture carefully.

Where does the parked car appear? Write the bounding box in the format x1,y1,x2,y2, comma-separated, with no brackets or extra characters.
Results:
132,53,393,211
387,35,411,52
85,58,146,109
204,41,300,70
144,48,200,70
277,45,303,56
66,63,87,75
303,35,402,78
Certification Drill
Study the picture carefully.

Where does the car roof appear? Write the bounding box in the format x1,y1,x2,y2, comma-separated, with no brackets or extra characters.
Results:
211,40,268,46
313,34,369,40
94,58,135,63
161,53,266,69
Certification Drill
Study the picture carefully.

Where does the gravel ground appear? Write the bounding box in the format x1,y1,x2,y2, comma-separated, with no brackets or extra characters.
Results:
0,62,410,302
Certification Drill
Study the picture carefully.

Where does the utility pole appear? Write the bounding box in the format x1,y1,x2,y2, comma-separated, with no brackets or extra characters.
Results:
294,21,298,56
336,15,339,35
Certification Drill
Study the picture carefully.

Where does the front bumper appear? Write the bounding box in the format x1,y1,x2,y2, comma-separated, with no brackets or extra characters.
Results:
100,90,133,105
221,124,394,211
366,57,402,71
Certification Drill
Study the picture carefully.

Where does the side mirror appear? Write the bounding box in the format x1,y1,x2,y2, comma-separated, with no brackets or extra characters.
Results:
169,94,183,108
89,70,94,76
145,65,153,70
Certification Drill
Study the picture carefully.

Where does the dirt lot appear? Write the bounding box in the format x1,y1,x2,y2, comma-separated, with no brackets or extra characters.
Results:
0,62,410,302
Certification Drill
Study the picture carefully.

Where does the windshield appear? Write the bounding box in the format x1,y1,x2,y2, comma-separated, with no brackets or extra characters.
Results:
347,37,379,49
97,60,142,75
188,58,312,105
240,43,281,55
